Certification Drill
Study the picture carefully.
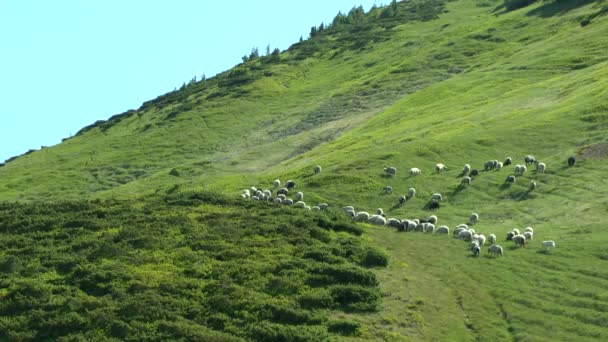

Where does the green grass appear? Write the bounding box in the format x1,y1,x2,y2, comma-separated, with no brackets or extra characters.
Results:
1,0,608,340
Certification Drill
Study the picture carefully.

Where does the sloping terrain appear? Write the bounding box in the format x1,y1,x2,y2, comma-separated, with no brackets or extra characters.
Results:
1,0,608,340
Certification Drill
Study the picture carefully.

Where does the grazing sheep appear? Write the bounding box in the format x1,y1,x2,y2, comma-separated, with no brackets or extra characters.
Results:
458,230,473,241
476,234,487,246
317,203,329,210
567,156,576,166
488,244,504,257
274,198,283,204
463,164,471,174
354,211,370,222
376,209,384,217
400,220,416,232
384,186,393,194
387,218,401,228
408,187,416,198
488,234,497,245
504,157,512,166
369,215,387,226
514,165,522,174
314,165,322,174
282,199,294,205
277,194,287,201
295,192,304,201
513,235,527,247
453,227,467,237
428,215,438,225
520,165,527,175
512,228,521,236
345,209,356,218
410,167,421,175
429,202,440,211
470,169,480,177
398,195,407,205
436,226,450,234
424,223,436,233
343,206,355,213
250,187,258,193
470,213,479,224
530,181,537,190
263,189,272,197
484,160,498,171
536,162,546,173
524,231,533,241
431,193,443,202
384,166,397,176
252,196,260,201
312,206,321,211
286,180,296,189
273,179,281,188
277,188,289,195
525,227,533,233
294,201,306,208
524,155,537,165
506,231,515,241
542,240,556,250
456,223,469,230
305,206,311,210
436,163,447,172
505,175,516,183
471,244,481,257
461,176,472,185
496,162,503,170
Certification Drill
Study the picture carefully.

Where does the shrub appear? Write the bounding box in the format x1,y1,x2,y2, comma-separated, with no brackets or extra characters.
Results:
328,320,362,336
504,0,538,11
359,247,389,267
329,285,381,312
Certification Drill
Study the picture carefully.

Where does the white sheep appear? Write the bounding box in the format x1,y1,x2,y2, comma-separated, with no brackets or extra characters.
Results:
512,228,521,235
384,186,393,193
317,203,329,210
343,206,355,213
542,240,556,250
369,215,387,225
312,206,321,211
387,218,401,228
304,206,311,210
458,230,473,241
345,209,356,218
435,163,447,172
496,162,503,170
384,166,397,176
488,234,497,245
505,175,516,183
536,162,546,173
376,208,384,216
428,215,438,225
274,198,283,204
514,165,522,174
354,211,370,222
436,226,449,234
463,164,471,174
399,195,407,204
476,234,487,246
295,192,304,201
424,223,436,233
504,157,512,166
277,188,289,195
456,223,469,229
524,231,533,241
410,167,421,176
294,201,306,208
525,227,533,233
408,187,416,198
470,212,479,224
431,193,443,202
314,165,322,174
277,194,287,200
273,179,281,188
282,199,294,205
461,176,472,185
530,180,537,190
453,227,467,237
513,235,527,247
488,244,503,257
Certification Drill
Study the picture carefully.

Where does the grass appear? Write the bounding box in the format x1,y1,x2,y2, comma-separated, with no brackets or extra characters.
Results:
1,0,608,340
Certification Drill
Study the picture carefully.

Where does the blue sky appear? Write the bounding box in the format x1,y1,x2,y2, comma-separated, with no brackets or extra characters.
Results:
0,0,379,162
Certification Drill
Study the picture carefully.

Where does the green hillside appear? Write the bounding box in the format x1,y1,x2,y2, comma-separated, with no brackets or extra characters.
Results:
1,0,608,340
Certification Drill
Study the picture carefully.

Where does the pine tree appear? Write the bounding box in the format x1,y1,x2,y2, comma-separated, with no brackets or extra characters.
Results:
265,44,271,56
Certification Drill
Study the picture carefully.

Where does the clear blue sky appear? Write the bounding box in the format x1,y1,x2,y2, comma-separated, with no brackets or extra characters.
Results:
0,0,379,162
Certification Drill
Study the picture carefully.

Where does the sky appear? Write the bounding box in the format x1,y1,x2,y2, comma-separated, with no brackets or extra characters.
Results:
0,0,379,162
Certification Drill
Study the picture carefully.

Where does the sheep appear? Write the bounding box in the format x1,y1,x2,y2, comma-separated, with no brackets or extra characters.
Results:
431,193,443,202
496,162,503,170
504,157,512,166
273,179,281,188
354,211,370,222
343,206,355,213
295,192,304,201
399,220,415,232
387,218,401,228
277,194,287,201
471,244,481,257
476,234,487,246
435,163,447,172
470,213,479,224
530,180,537,190
410,167,421,175
512,228,521,236
252,196,260,201
317,203,329,210
263,190,272,197
250,187,258,194
536,162,546,173
345,209,356,218
542,240,556,250
506,231,515,241
463,164,471,174
429,202,440,211
514,165,521,174
383,186,393,194
285,180,296,189
274,198,283,204
398,195,407,205
375,208,384,217
513,235,527,247
488,244,504,257
525,227,533,233
428,215,438,225
484,160,498,171
293,201,306,208
384,166,397,176
461,176,472,185
305,206,311,210
312,206,321,211
277,188,289,195
416,222,427,232
458,230,473,241
520,165,527,175
436,226,449,234
524,155,536,165
567,156,576,166
314,165,322,174
282,199,294,205
470,169,480,177
524,231,533,241
456,223,469,229
241,193,249,199
369,215,387,226
407,187,416,198
488,234,497,245
453,227,467,237
505,175,516,183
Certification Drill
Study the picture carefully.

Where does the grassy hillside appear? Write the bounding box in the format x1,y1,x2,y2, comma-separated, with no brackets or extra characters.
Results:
1,0,608,340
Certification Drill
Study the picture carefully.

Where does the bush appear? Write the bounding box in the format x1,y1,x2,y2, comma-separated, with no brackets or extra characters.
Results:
504,0,538,11
329,285,381,312
359,247,389,267
328,320,362,336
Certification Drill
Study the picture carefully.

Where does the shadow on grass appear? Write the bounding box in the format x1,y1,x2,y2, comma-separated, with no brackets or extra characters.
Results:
537,249,554,255
499,183,513,191
527,0,598,18
511,189,535,201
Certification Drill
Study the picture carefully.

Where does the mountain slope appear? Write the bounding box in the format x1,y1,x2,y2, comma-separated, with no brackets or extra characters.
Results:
1,0,608,340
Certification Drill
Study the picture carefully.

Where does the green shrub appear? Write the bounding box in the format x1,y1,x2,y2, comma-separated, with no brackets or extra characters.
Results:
329,285,381,312
328,320,362,336
359,247,389,267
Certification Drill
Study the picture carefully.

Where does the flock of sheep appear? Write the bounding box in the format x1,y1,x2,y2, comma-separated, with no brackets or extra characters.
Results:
241,155,575,256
